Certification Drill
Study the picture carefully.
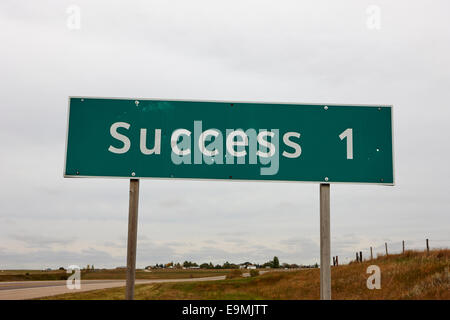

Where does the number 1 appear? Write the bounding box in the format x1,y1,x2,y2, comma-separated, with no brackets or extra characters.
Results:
339,128,353,159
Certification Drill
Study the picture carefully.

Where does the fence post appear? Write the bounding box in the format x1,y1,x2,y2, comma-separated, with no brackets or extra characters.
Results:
356,252,359,262
426,239,430,253
402,240,405,254
359,251,362,263
385,242,388,256
336,256,339,266
370,247,373,260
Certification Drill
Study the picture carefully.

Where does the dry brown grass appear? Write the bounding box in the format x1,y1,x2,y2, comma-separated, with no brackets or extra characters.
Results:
225,269,243,279
330,249,449,299
43,249,449,300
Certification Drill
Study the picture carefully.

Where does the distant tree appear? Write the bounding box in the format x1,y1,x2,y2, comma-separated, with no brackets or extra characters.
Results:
273,256,280,268
58,267,65,271
182,261,199,268
222,261,238,269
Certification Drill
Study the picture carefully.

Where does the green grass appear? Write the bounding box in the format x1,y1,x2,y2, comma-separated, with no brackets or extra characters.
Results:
0,269,229,282
40,276,262,300
0,270,69,281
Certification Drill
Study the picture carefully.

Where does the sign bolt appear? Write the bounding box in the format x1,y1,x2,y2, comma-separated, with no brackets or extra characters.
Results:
131,172,136,177
324,177,329,181
135,101,139,106
324,106,328,110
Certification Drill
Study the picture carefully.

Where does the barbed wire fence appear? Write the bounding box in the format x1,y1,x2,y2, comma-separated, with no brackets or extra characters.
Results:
332,238,450,266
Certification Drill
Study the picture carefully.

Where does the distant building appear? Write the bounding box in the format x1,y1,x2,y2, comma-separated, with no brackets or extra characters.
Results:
240,262,253,269
247,265,256,270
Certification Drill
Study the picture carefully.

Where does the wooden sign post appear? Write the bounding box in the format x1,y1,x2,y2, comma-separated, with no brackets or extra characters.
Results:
125,179,140,300
320,183,331,300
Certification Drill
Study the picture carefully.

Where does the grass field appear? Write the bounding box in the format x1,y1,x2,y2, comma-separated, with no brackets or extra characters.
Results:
0,269,229,282
42,249,449,300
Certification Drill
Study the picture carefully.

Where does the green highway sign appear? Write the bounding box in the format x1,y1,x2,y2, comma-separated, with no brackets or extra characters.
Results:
64,97,394,184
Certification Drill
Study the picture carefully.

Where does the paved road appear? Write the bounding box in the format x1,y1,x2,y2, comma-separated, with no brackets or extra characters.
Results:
0,270,281,300
0,276,226,300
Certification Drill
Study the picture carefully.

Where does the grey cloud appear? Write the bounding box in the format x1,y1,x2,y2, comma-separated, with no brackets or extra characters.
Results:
0,0,449,268
223,238,248,245
216,231,248,237
0,248,123,269
103,241,126,249
10,234,77,249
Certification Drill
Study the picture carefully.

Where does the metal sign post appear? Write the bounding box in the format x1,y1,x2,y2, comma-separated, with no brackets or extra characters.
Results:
125,179,139,300
320,183,331,300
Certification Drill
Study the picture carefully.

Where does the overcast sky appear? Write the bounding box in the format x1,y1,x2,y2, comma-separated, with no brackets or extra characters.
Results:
1,0,449,269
